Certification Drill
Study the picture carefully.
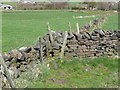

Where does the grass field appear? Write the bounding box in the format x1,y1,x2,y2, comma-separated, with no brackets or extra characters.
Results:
2,10,119,88
14,56,118,88
2,10,118,52
30,57,118,88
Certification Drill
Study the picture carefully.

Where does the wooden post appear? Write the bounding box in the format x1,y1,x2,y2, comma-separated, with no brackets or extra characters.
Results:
89,20,92,31
68,22,71,32
97,20,100,28
60,31,68,59
76,23,80,34
0,56,15,88
0,65,2,89
90,20,92,27
39,38,43,64
47,22,53,43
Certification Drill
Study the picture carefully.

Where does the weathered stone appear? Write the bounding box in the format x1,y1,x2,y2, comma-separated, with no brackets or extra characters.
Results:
67,40,78,45
2,53,12,61
52,41,62,50
110,34,118,40
98,29,105,37
67,45,78,50
5,61,11,67
93,18,99,25
21,47,32,53
75,34,82,41
19,47,27,52
20,65,27,72
84,24,90,30
34,42,40,50
92,35,100,41
9,66,20,79
82,32,91,40
115,30,120,38
56,37,64,44
20,61,28,65
9,49,23,60
43,34,50,42
91,31,97,36
53,50,60,55
67,33,74,40
10,58,17,65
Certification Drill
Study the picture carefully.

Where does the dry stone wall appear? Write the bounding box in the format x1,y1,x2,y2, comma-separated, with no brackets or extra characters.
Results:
1,29,120,82
1,16,120,88
1,29,120,88
34,29,120,59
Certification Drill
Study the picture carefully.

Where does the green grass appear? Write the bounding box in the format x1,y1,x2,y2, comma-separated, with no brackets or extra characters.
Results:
102,14,118,30
26,56,118,88
2,10,118,52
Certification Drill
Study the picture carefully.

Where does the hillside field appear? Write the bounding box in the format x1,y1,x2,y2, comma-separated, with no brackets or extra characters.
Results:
2,10,118,52
2,10,119,88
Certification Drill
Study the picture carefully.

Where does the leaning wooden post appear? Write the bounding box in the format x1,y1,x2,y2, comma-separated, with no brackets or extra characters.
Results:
47,22,53,43
89,20,92,31
68,22,71,32
76,23,80,34
98,20,100,28
90,20,92,27
0,65,2,89
38,38,43,63
0,55,15,88
60,31,68,59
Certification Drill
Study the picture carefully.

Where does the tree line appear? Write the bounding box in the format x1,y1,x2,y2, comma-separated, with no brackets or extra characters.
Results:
16,1,118,10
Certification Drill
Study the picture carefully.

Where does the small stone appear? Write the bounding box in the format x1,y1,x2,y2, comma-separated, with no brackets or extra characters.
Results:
52,41,62,50
9,49,23,60
67,33,74,40
82,32,91,40
9,67,20,79
2,53,12,61
98,29,105,37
